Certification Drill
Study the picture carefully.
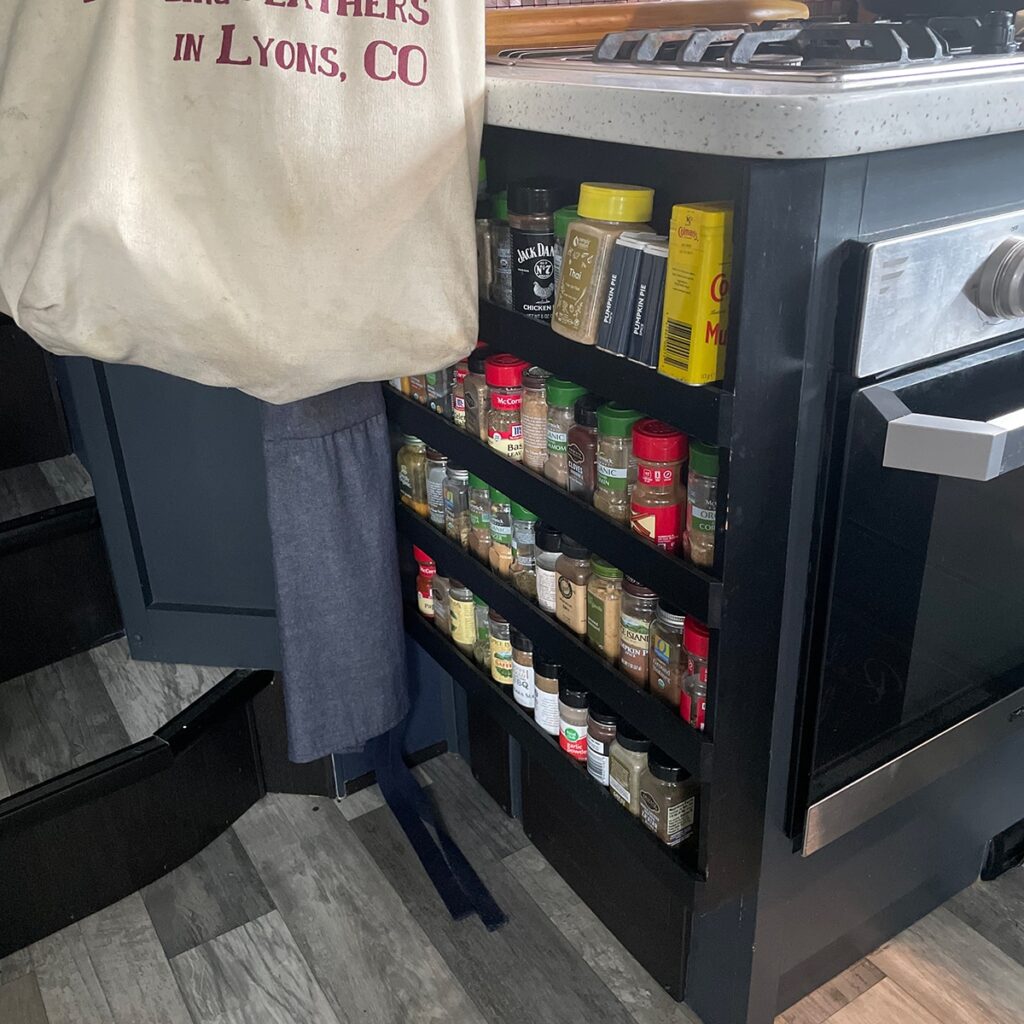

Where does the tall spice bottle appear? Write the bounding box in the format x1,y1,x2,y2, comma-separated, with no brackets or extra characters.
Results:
463,345,491,443
486,354,529,462
631,420,688,554
567,394,602,500
508,180,562,322
522,366,552,472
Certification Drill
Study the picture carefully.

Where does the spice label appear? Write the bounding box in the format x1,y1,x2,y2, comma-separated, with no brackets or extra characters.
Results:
680,689,693,724
512,228,557,320
640,790,661,834
491,391,523,411
523,412,548,463
398,465,412,499
692,696,706,732
450,600,476,647
470,504,490,531
553,227,598,333
637,465,676,487
688,501,717,534
547,426,569,455
560,721,589,761
620,614,652,677
494,228,514,307
512,524,536,567
512,662,536,709
491,640,514,686
686,656,709,684
609,768,632,807
464,391,482,436
416,586,434,619
567,443,586,490
534,689,561,735
631,501,682,553
536,566,559,614
426,478,446,526
453,394,466,428
556,578,587,634
665,796,696,846
587,736,612,786
490,521,512,544
489,424,524,461
586,589,607,649
597,456,629,492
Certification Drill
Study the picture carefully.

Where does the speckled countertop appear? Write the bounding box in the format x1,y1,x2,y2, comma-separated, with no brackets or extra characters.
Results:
485,62,1024,160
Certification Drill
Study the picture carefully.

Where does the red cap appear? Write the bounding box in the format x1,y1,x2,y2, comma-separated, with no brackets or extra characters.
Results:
485,353,529,388
412,546,434,566
633,419,688,463
684,618,710,659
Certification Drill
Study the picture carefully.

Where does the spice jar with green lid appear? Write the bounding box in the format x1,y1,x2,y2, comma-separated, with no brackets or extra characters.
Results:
544,378,588,488
448,581,476,656
396,435,428,518
489,489,514,578
468,474,492,564
609,723,651,815
594,403,643,522
553,204,578,288
639,749,698,847
510,501,539,600
587,557,624,662
489,609,514,687
473,596,491,668
685,440,720,569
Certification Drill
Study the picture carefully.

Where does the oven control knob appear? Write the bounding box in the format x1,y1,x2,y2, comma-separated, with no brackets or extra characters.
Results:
977,236,1024,320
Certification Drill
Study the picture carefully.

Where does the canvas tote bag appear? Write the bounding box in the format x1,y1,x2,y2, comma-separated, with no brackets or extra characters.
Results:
0,1,484,403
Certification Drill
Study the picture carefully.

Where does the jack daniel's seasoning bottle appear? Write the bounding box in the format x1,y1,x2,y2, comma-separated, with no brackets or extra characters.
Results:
509,181,563,322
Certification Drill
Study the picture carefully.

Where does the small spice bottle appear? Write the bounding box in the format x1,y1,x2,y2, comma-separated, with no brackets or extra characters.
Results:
682,617,711,732
534,659,561,736
486,354,530,462
594,403,642,522
449,581,476,656
639,750,698,847
452,359,470,429
443,466,471,548
587,558,624,662
649,602,687,708
685,441,720,569
488,489,514,578
522,366,552,472
558,683,590,762
489,191,513,309
489,609,514,687
535,523,563,616
425,368,452,419
509,180,562,322
431,575,451,637
552,204,578,288
408,375,428,405
511,628,536,711
609,723,651,815
586,700,619,787
396,435,428,517
425,448,448,529
463,345,491,443
567,394,602,501
477,215,493,300
473,596,491,669
468,474,492,564
631,420,688,554
552,183,656,345
413,546,436,619
544,378,588,488
555,537,592,637
619,578,659,686
510,501,539,601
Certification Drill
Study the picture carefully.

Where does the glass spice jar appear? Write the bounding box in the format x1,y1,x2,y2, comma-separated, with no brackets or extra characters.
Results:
463,345,491,443
425,367,452,419
619,578,659,687
609,723,651,815
511,628,536,711
468,474,492,564
489,190,513,310
586,701,618,787
685,441,720,569
544,378,587,488
486,354,529,462
649,602,687,708
631,419,688,554
558,683,590,762
522,366,552,472
425,448,448,529
555,537,592,637
534,523,563,616
473,596,491,669
510,501,539,601
681,617,711,732
396,435,428,518
639,750,698,847
567,394,602,501
488,489,514,578
431,575,451,637
443,466,470,548
451,359,470,429
533,659,561,736
476,215,493,301
586,558,624,662
413,546,436,619
509,180,562,322
448,581,476,656
489,609,514,687
594,403,642,522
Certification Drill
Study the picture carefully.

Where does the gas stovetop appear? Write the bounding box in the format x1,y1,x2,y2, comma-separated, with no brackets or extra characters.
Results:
489,12,1024,85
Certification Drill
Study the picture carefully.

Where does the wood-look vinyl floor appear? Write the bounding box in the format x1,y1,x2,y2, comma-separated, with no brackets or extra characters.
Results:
0,455,93,524
0,753,1019,1024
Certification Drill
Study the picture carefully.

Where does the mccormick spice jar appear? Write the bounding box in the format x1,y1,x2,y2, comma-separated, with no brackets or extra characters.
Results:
586,701,618,786
558,683,590,762
490,191,513,309
619,578,658,686
555,537,592,637
682,617,711,732
631,420,688,554
685,440,720,569
510,501,539,600
452,359,470,429
594,403,642,522
535,523,563,616
463,345,491,443
414,546,436,619
431,576,451,637
396,435,428,517
544,378,587,488
522,366,552,472
587,558,624,662
639,749,698,847
444,466,470,548
473,596,491,668
468,474,492,564
486,354,530,461
567,394,602,501
489,489,514,578
425,448,448,528
449,581,476,656
511,629,536,711
649,603,687,708
609,722,651,815
534,659,561,736
509,180,563,322
489,609,514,687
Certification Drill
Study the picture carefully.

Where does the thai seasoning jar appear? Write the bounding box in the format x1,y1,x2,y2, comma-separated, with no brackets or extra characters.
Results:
609,723,651,815
555,537,592,637
490,191,513,309
587,558,624,662
682,617,711,732
558,683,590,762
452,359,470,429
489,489,514,578
509,180,562,322
534,659,561,736
567,394,602,501
413,546,436,619
544,378,587,488
511,628,536,711
425,448,448,529
486,354,530,462
639,749,698,847
552,183,656,345
649,602,687,708
586,701,618,787
431,576,451,638
449,581,476,656
463,345,491,443
443,466,470,548
594,403,642,522
535,523,563,616
489,609,514,687
468,474,492,564
473,596,491,669
631,420,688,554
619,578,658,686
510,501,539,601
685,441,720,569
552,204,578,288
522,366,552,472
397,435,428,517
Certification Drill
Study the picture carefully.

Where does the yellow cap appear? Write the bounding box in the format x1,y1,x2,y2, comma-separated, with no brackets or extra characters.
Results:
577,183,655,224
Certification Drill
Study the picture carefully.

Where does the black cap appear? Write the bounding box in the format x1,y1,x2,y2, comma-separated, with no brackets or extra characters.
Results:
508,179,565,216
615,722,651,753
558,683,589,710
560,536,590,560
468,346,491,374
534,659,560,679
510,628,533,653
574,393,602,429
535,523,562,553
648,748,685,783
588,700,618,728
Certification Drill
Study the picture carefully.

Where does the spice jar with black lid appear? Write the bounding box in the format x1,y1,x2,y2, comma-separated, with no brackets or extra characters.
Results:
534,524,563,616
555,537,592,637
567,394,602,501
609,723,651,815
508,180,563,322
586,701,619,787
534,659,561,737
511,629,536,711
463,345,491,443
639,749,698,847
558,683,590,762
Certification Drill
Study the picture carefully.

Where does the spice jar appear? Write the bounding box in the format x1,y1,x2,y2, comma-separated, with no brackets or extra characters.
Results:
473,596,491,668
425,448,448,528
639,750,697,847
488,489,514,578
619,578,659,686
425,368,452,419
682,617,710,732
587,558,624,662
486,354,529,462
414,546,436,619
463,345,491,443
555,537,592,637
468,474,492,564
558,683,590,762
534,660,561,736
685,441,720,569
609,723,651,815
476,217,493,301
586,701,618,787
544,378,587,488
452,359,470,429
396,435,428,517
631,420,688,554
649,602,686,708
535,523,563,616
431,575,451,637
552,204,578,288
552,183,656,345
567,394,602,500
408,375,428,405
509,180,562,322
522,366,552,472
511,629,536,711
489,190,513,309
510,501,539,600
594,403,642,522
443,466,470,548
449,581,476,656
489,609,514,687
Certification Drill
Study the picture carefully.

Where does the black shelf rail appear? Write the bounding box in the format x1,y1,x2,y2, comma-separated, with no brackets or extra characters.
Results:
406,609,704,887
385,388,722,627
479,301,734,448
397,505,713,781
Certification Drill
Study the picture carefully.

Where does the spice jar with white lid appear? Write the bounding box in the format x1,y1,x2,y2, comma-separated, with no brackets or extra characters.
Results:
682,617,711,732
609,722,651,815
639,749,698,847
587,557,623,662
631,419,688,554
619,578,658,686
586,701,618,786
649,602,687,708
534,524,563,616
522,366,552,472
489,609,513,687
425,448,448,528
486,354,530,462
558,683,590,762
534,659,561,736
463,346,491,443
555,537,592,637
511,629,536,711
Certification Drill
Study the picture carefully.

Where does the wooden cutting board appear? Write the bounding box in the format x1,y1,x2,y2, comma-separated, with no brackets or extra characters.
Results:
487,0,811,52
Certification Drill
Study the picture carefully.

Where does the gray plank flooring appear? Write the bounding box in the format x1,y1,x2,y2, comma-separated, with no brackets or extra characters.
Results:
0,973,49,1024
0,455,93,524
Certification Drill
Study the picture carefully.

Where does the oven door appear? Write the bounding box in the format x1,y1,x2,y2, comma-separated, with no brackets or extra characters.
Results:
801,335,1024,856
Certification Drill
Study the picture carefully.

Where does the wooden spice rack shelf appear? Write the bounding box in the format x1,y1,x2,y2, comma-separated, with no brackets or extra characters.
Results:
385,388,722,627
397,505,713,781
405,609,705,886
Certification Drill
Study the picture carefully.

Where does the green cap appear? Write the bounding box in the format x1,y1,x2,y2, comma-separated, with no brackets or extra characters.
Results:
591,557,623,580
689,441,720,478
597,403,642,439
546,378,587,408
492,190,508,222
554,205,579,240
468,472,489,491
510,501,538,523
473,595,487,608
490,488,510,506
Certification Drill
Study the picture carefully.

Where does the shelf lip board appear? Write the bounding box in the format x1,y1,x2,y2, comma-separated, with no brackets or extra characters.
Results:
397,505,711,780
406,610,704,887
479,301,733,448
385,388,721,628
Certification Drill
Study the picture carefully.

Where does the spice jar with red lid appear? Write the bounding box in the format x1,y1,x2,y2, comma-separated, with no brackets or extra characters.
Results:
682,617,711,731
413,546,436,619
630,419,688,554
486,354,530,462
